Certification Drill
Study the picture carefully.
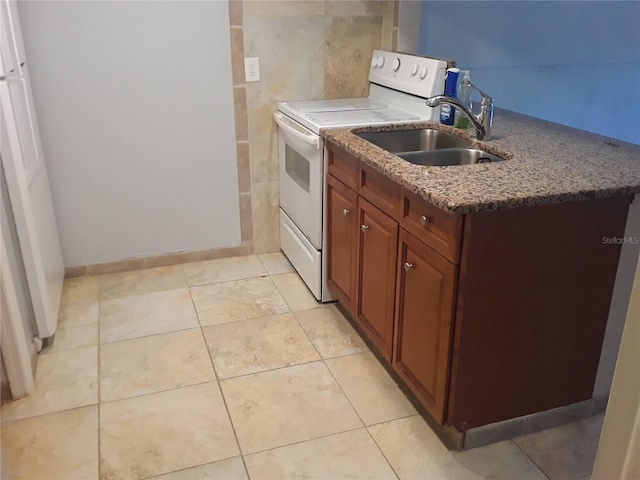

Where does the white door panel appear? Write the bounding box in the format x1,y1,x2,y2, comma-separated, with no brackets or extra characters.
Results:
1,80,63,338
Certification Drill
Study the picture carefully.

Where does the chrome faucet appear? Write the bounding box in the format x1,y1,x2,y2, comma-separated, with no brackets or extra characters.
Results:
426,84,494,140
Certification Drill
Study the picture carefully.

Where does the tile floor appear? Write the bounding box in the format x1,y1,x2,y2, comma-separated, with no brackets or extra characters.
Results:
1,253,603,480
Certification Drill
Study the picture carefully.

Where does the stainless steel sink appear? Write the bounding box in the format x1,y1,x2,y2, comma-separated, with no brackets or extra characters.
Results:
357,129,472,153
398,148,505,166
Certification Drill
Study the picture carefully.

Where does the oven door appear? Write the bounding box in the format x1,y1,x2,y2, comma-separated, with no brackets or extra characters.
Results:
274,112,323,249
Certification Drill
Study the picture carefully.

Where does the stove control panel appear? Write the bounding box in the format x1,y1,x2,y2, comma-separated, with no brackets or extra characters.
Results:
368,50,447,99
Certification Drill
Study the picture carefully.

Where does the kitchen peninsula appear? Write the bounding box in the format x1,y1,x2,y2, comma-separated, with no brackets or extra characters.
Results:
323,108,640,450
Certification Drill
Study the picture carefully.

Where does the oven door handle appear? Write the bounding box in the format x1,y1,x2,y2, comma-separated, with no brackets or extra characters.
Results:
273,112,320,149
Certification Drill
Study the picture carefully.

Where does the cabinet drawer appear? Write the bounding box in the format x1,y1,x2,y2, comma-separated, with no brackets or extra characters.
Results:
401,189,463,263
328,144,359,191
359,163,402,220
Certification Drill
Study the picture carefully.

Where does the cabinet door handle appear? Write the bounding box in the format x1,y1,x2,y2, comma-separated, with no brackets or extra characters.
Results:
420,215,431,226
343,208,350,216
361,224,369,232
404,262,414,272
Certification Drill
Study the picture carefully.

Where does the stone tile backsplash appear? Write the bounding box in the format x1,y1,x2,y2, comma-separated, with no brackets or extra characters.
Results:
230,0,397,254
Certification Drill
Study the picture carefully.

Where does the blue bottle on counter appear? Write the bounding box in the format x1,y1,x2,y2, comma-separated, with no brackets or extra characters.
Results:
440,68,460,126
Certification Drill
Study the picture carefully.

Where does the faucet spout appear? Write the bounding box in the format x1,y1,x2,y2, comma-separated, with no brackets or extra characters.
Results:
426,85,494,140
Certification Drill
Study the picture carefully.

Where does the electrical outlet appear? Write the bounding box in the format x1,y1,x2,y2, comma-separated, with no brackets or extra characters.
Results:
244,57,260,82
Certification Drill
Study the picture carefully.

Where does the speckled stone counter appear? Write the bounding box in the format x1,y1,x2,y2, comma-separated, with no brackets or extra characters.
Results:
322,109,640,215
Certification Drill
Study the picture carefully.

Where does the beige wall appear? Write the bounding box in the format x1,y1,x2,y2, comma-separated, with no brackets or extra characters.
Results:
593,254,640,479
229,0,398,254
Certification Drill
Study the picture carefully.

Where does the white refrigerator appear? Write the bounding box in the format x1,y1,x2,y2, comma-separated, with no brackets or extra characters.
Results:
1,0,64,341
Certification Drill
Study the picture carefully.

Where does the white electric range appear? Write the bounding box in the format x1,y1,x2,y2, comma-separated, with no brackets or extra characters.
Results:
274,50,448,301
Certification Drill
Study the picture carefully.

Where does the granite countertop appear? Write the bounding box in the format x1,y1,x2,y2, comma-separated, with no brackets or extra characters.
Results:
322,109,640,215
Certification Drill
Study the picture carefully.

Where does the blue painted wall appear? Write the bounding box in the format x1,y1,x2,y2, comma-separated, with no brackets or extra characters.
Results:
419,1,640,145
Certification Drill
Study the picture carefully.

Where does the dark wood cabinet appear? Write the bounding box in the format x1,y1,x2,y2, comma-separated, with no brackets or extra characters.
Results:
326,174,359,316
325,140,631,438
446,196,631,430
357,197,398,360
394,229,457,422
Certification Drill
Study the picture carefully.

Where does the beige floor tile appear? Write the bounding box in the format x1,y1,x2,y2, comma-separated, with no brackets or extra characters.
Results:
326,352,416,425
513,412,604,480
369,415,547,480
257,251,294,275
369,415,480,480
220,362,362,454
295,304,367,358
244,429,396,480
100,329,215,402
99,265,186,300
60,276,100,306
202,313,320,379
182,255,266,286
100,383,239,480
100,288,198,343
58,301,99,328
190,277,289,326
1,346,98,422
50,323,99,352
453,441,549,480
1,406,99,480
271,272,320,311
148,457,248,480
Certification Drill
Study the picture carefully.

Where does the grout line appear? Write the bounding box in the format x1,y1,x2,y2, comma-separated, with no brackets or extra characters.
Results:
99,325,200,347
100,285,191,304
97,380,215,407
216,358,324,383
290,301,326,363
511,438,553,480
284,281,403,479
240,424,366,458
364,412,423,429
198,310,292,330
137,456,242,480
322,354,368,426
365,424,403,480
190,285,250,477
304,318,400,479
186,272,270,291
0,402,99,425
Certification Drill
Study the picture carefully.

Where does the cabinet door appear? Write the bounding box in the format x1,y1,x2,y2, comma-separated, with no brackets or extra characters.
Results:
394,229,457,422
357,197,398,360
326,174,358,315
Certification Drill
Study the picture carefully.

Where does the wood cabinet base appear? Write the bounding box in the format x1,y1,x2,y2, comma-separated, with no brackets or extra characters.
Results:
325,141,632,442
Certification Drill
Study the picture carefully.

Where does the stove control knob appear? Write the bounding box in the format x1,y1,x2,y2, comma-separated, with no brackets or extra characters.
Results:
371,57,377,69
376,56,385,68
418,66,428,80
410,63,419,76
392,58,401,72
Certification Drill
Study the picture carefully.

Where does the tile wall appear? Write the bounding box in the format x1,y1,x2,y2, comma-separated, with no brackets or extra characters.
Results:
230,0,398,254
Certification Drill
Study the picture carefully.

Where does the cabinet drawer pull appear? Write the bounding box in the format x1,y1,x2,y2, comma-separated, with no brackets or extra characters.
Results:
361,224,369,232
343,208,350,216
404,262,414,272
420,215,431,226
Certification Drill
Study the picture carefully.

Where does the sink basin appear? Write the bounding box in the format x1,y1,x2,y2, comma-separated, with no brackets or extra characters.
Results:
357,129,472,153
398,148,505,167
